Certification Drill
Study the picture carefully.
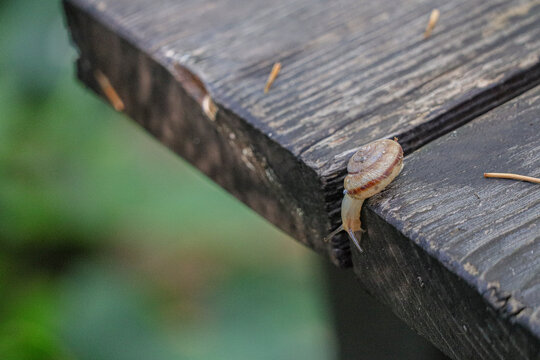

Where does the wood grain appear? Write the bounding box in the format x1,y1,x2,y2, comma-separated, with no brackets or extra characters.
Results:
65,0,540,264
64,0,540,265
62,0,540,357
355,87,540,358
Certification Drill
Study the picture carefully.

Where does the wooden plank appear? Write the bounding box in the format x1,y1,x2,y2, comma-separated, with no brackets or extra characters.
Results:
355,87,540,359
62,0,540,265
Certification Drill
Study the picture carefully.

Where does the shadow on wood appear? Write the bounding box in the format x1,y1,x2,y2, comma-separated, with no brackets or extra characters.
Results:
324,260,449,360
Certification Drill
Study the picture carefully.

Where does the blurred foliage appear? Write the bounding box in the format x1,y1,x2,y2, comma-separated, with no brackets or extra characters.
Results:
0,1,335,359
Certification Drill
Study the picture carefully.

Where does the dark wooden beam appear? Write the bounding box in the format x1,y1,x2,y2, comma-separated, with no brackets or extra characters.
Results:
63,1,540,358
356,86,540,359
63,0,540,265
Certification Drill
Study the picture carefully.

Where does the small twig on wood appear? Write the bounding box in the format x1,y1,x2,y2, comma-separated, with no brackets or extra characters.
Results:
264,62,282,93
424,9,440,39
484,172,540,184
94,69,125,111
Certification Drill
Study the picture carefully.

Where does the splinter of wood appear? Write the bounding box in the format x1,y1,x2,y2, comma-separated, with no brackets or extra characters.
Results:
94,69,125,111
424,9,440,38
264,62,282,93
484,172,540,184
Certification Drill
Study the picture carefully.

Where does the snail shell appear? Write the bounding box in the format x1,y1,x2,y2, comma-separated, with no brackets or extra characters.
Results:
345,139,403,199
325,139,404,252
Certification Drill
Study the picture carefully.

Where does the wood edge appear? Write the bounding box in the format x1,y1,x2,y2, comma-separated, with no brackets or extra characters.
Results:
63,0,540,354
62,0,348,266
62,0,540,274
321,62,540,268
397,62,540,155
363,202,540,357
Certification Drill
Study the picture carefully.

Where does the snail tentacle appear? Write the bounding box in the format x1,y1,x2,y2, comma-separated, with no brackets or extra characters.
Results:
324,225,344,243
347,229,363,253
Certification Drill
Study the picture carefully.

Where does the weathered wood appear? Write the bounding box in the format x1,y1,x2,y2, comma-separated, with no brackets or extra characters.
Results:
63,0,540,358
356,87,540,359
63,0,540,266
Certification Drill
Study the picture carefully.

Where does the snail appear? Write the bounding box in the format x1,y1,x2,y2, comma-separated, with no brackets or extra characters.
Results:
325,139,404,252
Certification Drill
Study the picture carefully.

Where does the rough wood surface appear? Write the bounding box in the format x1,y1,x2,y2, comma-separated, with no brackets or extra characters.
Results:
63,0,540,266
355,87,540,359
62,0,540,358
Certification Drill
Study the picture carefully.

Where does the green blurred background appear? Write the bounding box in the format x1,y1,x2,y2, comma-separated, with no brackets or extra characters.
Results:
0,1,335,359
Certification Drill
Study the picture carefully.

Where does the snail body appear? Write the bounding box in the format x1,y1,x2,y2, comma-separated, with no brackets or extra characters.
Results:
325,139,404,252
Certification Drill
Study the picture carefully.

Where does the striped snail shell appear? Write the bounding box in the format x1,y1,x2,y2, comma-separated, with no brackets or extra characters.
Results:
325,139,404,252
